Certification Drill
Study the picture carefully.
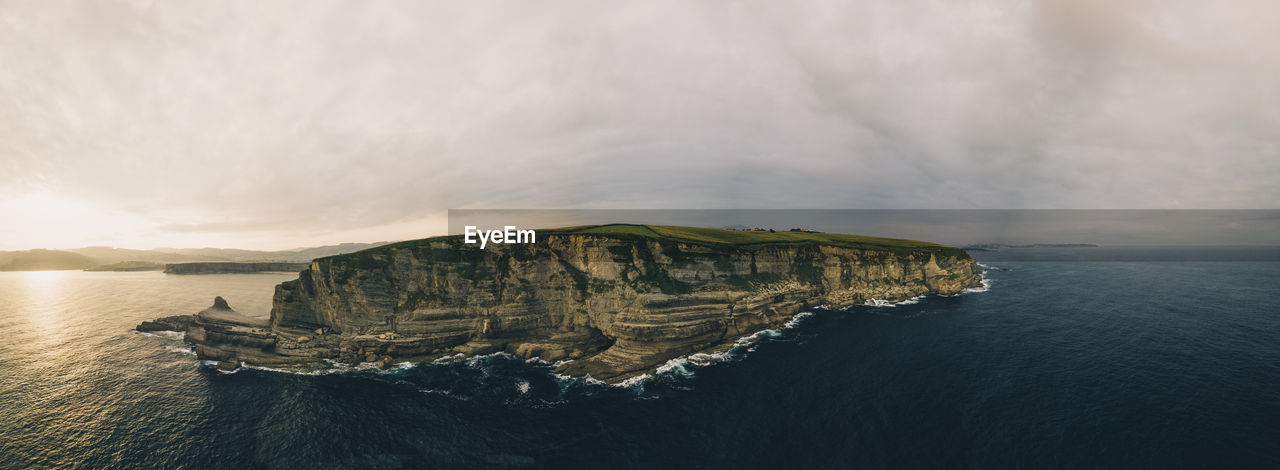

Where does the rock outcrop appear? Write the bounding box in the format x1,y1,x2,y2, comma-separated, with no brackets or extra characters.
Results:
140,226,982,382
139,296,276,371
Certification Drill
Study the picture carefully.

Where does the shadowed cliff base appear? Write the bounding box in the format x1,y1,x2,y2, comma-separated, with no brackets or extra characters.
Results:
139,225,981,383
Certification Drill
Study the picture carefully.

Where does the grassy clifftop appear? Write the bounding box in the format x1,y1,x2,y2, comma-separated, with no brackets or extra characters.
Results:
356,224,970,260
562,224,949,248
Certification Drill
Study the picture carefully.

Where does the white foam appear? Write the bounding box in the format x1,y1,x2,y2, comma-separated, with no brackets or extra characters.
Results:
240,363,339,376
200,359,241,374
433,353,469,363
165,345,194,355
783,310,815,328
136,330,185,341
862,295,923,308
963,276,993,293
516,380,531,394
464,351,515,367
230,358,418,376
614,373,651,388
653,358,695,378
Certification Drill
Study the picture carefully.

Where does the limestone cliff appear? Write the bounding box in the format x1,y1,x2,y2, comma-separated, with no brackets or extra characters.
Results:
140,225,982,382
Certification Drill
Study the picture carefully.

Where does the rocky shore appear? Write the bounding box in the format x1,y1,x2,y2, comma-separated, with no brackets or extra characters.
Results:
139,226,982,383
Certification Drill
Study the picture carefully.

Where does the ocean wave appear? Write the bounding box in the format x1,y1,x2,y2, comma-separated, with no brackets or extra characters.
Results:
165,345,194,355
861,296,924,308
223,358,419,376
135,330,185,341
556,373,607,388
963,276,993,293
200,360,241,374
614,374,650,388
783,310,815,328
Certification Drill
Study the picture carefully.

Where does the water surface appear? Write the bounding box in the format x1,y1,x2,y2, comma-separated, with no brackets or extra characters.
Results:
1,263,1278,468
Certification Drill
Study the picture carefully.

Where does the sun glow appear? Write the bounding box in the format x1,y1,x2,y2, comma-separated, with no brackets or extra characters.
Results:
0,190,145,250
22,269,68,285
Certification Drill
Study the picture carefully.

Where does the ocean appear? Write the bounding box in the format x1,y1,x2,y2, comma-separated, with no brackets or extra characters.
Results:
1,261,1278,469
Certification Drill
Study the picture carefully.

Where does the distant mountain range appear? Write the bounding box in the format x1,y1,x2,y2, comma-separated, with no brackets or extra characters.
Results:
0,242,390,272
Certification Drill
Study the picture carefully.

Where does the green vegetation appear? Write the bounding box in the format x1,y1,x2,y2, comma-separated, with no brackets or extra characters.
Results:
545,224,970,258
344,223,970,260
561,224,665,238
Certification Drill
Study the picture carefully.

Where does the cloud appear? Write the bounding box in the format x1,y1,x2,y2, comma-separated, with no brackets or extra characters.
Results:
0,0,1276,249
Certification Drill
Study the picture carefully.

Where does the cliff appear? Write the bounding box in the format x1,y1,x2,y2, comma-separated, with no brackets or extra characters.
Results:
140,225,982,382
163,262,310,275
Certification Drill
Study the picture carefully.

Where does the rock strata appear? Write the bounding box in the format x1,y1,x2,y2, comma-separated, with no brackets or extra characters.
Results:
139,226,983,383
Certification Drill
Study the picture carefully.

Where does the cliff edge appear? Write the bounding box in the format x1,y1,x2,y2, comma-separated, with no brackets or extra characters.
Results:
139,224,982,382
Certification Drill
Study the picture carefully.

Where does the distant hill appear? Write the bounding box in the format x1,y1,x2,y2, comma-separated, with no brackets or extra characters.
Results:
283,243,390,261
152,242,390,262
84,261,166,272
163,262,310,275
65,247,229,264
0,249,98,271
0,241,392,272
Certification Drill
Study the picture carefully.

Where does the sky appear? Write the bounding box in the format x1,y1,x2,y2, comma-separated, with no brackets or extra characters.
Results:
2,0,1278,250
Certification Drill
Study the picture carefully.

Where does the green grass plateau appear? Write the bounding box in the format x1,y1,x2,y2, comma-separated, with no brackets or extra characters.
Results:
364,224,970,259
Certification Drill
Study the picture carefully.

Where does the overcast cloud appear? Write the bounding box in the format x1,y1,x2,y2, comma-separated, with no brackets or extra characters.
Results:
1,0,1277,249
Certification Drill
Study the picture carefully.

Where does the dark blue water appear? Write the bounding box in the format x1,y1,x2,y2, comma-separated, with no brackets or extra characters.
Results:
2,263,1279,469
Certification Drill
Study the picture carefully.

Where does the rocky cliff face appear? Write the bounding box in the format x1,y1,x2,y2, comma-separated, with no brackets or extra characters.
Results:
142,232,981,382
